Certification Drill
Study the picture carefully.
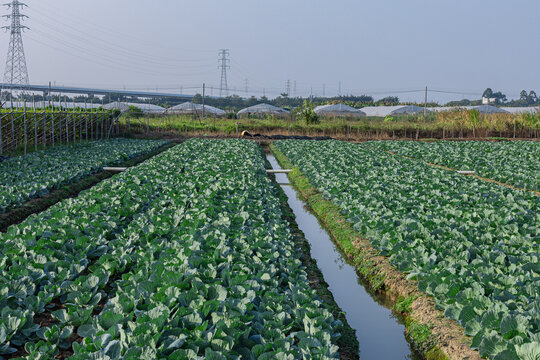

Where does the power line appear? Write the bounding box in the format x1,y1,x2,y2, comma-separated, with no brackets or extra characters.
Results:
29,2,215,59
28,26,212,72
28,12,213,67
24,32,212,79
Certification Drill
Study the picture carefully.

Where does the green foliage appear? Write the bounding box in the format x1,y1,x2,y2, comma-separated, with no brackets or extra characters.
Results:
521,112,540,130
468,109,480,128
0,138,168,213
275,139,540,359
125,105,144,118
0,140,343,358
482,88,507,104
394,295,420,313
383,116,395,123
294,101,319,125
369,140,540,191
407,320,436,351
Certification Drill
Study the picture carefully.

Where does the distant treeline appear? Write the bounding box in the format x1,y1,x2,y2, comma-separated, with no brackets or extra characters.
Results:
4,87,539,112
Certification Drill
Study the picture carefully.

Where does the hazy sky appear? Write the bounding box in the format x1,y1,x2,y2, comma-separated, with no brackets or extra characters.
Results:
1,0,538,103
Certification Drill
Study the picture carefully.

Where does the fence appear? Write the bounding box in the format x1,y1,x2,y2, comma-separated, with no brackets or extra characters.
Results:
0,106,120,155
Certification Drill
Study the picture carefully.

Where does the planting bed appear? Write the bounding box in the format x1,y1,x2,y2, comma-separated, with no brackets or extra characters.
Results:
0,139,346,359
366,140,540,192
0,138,168,214
275,140,539,360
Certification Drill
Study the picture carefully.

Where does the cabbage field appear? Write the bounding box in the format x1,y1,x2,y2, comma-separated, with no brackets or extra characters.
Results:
0,139,168,214
0,139,343,359
366,140,540,192
275,140,539,360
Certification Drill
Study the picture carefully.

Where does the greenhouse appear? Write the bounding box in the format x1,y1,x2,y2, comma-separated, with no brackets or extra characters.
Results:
166,102,226,116
429,106,472,112
314,103,366,117
500,107,538,114
429,106,536,114
103,101,165,114
360,105,429,117
473,105,510,114
237,103,290,117
2,101,101,109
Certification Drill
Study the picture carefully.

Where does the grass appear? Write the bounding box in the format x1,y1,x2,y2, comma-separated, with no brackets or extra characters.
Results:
394,295,421,313
120,111,540,140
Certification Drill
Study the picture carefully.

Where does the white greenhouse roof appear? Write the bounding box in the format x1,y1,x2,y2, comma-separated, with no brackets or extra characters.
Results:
501,107,539,114
2,101,101,109
429,106,536,114
103,102,165,114
429,106,474,112
360,105,430,117
237,103,290,115
315,104,366,116
167,102,226,116
473,105,510,114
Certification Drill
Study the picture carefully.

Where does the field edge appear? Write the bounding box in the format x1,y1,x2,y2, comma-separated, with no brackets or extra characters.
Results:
269,143,482,360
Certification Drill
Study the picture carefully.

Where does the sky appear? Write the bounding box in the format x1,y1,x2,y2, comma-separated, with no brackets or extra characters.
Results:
0,0,538,103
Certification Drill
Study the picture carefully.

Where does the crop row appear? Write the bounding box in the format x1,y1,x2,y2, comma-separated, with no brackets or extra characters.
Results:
365,140,540,192
275,140,539,360
0,139,343,359
0,138,168,214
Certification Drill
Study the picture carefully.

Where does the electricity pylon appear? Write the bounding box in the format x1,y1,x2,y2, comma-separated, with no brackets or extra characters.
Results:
218,49,229,97
3,0,29,91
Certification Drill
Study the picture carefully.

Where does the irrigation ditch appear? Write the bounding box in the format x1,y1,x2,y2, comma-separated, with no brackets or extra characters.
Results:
268,144,483,360
266,150,424,360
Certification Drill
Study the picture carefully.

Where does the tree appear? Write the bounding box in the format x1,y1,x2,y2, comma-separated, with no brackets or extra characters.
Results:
246,96,259,107
483,88,493,99
192,93,202,104
520,90,528,101
294,101,319,125
126,105,144,118
376,96,399,106
492,91,507,104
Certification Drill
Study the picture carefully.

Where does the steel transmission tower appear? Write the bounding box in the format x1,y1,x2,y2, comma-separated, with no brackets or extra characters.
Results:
2,0,29,89
218,49,230,97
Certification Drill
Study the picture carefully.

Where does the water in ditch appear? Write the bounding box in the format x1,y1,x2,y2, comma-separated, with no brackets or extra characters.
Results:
267,154,420,360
